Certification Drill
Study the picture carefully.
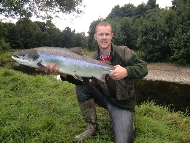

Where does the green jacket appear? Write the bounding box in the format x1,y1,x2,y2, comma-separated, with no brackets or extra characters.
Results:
61,43,148,112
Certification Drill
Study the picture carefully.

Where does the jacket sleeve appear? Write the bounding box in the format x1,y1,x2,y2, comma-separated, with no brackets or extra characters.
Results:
126,52,148,79
60,75,89,85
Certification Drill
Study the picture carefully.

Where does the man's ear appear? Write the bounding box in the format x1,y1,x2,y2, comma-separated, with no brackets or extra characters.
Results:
111,33,113,39
94,34,97,40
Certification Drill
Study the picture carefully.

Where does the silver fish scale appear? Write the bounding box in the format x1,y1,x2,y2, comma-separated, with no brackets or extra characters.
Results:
39,53,113,78
37,47,113,68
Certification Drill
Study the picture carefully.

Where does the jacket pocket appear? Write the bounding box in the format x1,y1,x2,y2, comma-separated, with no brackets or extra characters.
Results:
115,79,134,100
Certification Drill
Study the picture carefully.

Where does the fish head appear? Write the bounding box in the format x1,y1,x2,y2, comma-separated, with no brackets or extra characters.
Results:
11,49,39,68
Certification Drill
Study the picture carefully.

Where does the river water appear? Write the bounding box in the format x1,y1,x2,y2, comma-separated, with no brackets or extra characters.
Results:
135,79,190,114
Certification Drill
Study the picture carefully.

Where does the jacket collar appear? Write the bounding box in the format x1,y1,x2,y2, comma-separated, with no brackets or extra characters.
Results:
92,43,115,60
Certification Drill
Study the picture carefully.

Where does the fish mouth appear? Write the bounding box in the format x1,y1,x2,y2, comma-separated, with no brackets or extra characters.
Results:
11,54,20,59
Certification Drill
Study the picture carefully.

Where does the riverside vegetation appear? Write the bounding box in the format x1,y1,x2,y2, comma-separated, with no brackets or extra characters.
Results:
0,52,190,142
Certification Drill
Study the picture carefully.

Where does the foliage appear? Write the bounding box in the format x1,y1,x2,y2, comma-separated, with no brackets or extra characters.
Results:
3,23,23,49
0,0,84,20
0,67,189,142
106,3,136,19
170,1,190,65
137,16,170,62
119,17,137,49
0,18,88,49
59,27,75,48
0,38,11,53
0,22,11,53
16,18,39,49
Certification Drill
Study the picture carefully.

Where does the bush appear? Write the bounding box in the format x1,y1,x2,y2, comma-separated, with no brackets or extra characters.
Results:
0,38,11,53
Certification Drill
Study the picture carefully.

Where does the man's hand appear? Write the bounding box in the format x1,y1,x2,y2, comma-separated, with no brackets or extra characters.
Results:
109,65,128,80
36,63,59,75
36,63,67,78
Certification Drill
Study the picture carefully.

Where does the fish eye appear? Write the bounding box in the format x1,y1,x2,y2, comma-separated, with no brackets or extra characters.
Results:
32,55,38,60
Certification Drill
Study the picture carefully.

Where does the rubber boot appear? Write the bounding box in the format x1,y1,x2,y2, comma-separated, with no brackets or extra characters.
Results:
73,98,98,142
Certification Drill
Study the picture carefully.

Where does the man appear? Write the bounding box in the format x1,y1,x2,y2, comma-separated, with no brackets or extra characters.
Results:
39,22,148,143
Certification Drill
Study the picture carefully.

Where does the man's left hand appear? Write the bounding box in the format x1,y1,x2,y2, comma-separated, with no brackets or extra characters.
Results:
109,65,128,80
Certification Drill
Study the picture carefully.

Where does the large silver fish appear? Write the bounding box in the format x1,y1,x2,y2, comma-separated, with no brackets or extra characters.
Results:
11,47,114,82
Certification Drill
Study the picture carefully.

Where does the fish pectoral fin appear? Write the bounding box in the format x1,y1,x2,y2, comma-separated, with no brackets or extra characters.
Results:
72,74,83,81
95,75,106,82
37,62,46,70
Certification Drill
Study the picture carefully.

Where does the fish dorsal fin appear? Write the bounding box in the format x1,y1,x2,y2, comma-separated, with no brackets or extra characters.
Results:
70,47,84,55
37,62,46,70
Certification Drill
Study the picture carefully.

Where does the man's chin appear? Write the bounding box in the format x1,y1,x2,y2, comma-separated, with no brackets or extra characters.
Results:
99,44,111,49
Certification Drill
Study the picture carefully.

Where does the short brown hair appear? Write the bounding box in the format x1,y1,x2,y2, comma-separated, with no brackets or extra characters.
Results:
95,22,112,33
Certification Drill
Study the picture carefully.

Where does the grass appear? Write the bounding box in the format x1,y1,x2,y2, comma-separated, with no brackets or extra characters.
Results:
0,67,190,143
82,49,96,57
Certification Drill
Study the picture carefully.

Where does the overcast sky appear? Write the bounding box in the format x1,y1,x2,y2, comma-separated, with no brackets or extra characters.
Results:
1,0,172,35
50,0,172,35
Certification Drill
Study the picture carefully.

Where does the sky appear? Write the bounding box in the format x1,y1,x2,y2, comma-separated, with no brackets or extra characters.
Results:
50,0,172,35
1,0,172,35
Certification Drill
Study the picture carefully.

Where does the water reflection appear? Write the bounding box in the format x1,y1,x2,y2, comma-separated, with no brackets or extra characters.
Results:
135,79,190,114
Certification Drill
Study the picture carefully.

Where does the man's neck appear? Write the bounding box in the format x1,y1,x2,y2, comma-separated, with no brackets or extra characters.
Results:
99,47,111,58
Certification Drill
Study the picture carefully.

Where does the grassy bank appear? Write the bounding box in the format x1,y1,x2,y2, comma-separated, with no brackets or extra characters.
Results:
0,67,190,142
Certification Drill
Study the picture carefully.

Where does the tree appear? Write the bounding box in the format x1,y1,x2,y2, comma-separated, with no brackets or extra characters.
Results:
42,31,50,46
47,27,60,47
59,27,75,48
0,22,11,52
0,0,84,20
34,21,47,32
170,1,190,65
74,32,87,49
171,0,188,9
137,16,170,62
119,17,137,50
33,28,43,47
16,18,39,48
147,0,159,9
107,3,135,19
133,2,150,19
3,23,23,49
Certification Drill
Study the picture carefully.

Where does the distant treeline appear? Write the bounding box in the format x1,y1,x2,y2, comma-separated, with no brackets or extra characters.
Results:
0,0,190,65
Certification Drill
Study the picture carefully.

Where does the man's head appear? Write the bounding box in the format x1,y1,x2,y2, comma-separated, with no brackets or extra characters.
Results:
94,22,113,50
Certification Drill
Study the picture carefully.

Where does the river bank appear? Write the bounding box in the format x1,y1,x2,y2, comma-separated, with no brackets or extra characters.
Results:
144,64,190,84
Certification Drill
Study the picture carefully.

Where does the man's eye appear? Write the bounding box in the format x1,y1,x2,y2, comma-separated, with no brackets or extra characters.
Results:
99,34,103,36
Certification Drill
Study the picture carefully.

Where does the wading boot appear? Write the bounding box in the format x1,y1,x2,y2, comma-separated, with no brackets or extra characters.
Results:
73,98,98,142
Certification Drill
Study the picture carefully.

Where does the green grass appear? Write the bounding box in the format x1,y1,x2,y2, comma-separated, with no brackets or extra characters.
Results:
0,67,190,143
0,49,22,67
82,49,96,57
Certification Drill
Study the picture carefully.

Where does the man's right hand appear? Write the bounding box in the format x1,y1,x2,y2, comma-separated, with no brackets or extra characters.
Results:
36,63,67,78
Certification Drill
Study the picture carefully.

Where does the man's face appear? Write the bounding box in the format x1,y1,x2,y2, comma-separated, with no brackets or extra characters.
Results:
94,26,113,50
